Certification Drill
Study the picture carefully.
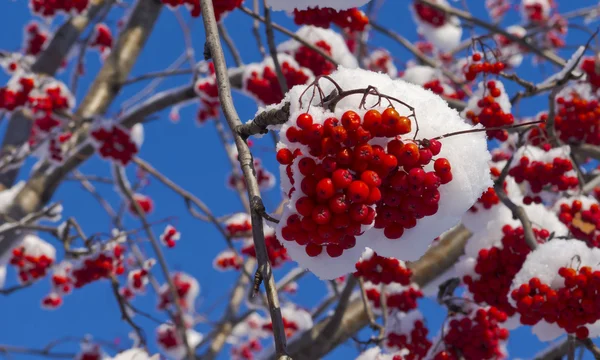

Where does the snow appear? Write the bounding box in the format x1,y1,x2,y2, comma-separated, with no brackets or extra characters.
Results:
275,67,492,280
383,310,424,353
110,349,159,360
355,346,403,360
538,46,585,87
401,65,437,86
267,0,372,12
157,325,203,360
421,266,458,297
411,0,462,53
0,265,5,289
0,181,25,214
521,0,552,22
462,80,512,121
130,123,144,148
277,26,358,70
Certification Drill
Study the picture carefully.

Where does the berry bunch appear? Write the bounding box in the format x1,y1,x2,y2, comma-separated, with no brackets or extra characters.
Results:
431,306,508,360
278,108,452,258
464,81,514,141
386,318,432,360
241,230,289,268
354,250,412,285
128,268,150,293
10,245,54,283
464,54,506,81
70,244,125,288
29,0,89,17
485,0,511,21
91,124,139,165
365,49,398,79
554,93,600,146
46,132,72,163
41,292,63,309
0,76,35,111
161,0,241,19
413,1,447,27
158,272,199,311
366,283,423,312
581,57,600,89
557,199,600,248
213,250,243,271
228,158,275,191
244,57,311,105
128,193,154,216
262,317,300,338
522,0,553,23
90,24,113,55
160,225,181,248
224,213,252,238
423,80,466,100
294,40,336,77
463,225,549,316
231,339,262,360
292,7,369,32
23,22,48,56
511,266,600,339
509,155,578,201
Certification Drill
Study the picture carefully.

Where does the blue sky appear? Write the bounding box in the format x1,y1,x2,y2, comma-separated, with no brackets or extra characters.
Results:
0,0,598,359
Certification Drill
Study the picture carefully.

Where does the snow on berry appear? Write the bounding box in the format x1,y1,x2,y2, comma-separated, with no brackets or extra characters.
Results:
224,213,253,238
160,225,181,248
0,72,37,112
427,304,509,359
194,62,221,125
261,304,313,339
75,342,104,360
22,21,48,56
411,0,462,53
354,248,412,285
494,26,528,69
277,26,358,76
355,346,406,360
156,324,203,360
90,23,113,56
230,338,262,360
365,50,398,79
383,310,432,358
268,0,371,12
161,0,241,19
508,145,579,201
127,259,155,294
70,241,126,289
401,65,464,100
486,0,511,21
553,195,600,248
9,233,55,284
227,157,275,192
521,0,553,24
41,291,63,310
157,272,200,312
292,7,369,32
110,348,159,360
243,54,313,106
128,193,154,216
228,313,270,342
364,281,423,314
462,80,513,141
213,249,244,271
510,239,600,340
274,67,491,279
282,281,298,294
50,261,73,296
91,122,139,166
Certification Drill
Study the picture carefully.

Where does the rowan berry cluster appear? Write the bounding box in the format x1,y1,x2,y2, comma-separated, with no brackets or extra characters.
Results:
10,246,54,283
511,265,600,339
90,24,113,54
554,94,600,146
386,319,432,360
29,0,89,17
463,225,549,316
231,339,262,360
228,158,275,191
365,50,397,78
0,76,35,111
160,225,181,248
224,213,252,238
557,199,600,247
581,57,600,89
464,81,514,141
431,306,508,360
162,0,241,19
157,272,197,311
91,124,139,166
292,7,369,32
366,284,423,312
70,244,125,288
423,80,466,100
245,60,311,105
128,193,154,216
214,250,243,271
464,54,506,81
413,2,447,27
509,155,578,200
354,251,412,285
294,40,336,77
262,317,300,338
241,231,289,268
23,22,48,56
278,107,452,258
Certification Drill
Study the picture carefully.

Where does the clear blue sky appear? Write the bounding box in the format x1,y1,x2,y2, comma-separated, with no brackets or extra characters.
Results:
0,0,598,359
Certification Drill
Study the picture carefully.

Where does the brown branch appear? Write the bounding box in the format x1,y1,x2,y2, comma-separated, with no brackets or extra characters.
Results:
278,225,471,360
0,345,76,359
200,1,289,358
109,275,147,347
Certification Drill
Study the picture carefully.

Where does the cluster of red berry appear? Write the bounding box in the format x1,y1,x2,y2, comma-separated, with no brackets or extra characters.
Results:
0,77,35,111
557,200,600,248
386,319,432,360
432,307,508,360
163,0,241,19
91,124,139,166
231,339,262,360
158,273,196,311
463,225,549,316
262,316,300,338
511,266,600,339
554,94,600,146
464,81,514,141
90,24,113,54
464,54,506,81
195,63,220,125
245,60,311,105
278,109,452,258
160,225,181,248
509,155,578,199
225,215,252,238
414,1,447,27
581,57,600,89
23,22,48,56
354,251,412,285
366,50,396,77
214,250,243,271
47,132,72,163
523,0,552,23
292,7,368,32
10,246,54,283
469,186,500,213
71,244,125,288
293,40,336,77
241,233,289,268
41,292,62,309
29,0,89,17
366,285,423,312
157,324,183,351
129,268,149,293
128,193,154,216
